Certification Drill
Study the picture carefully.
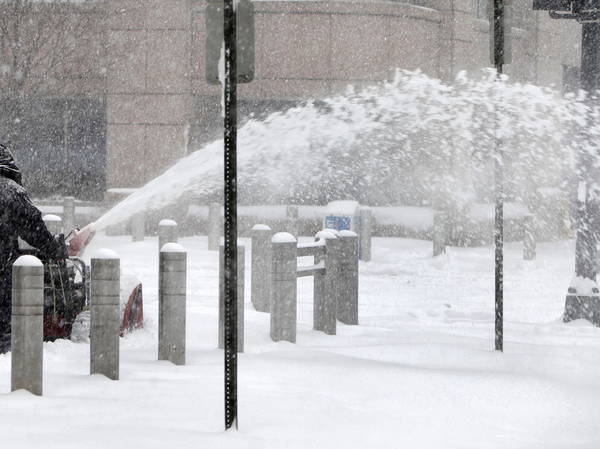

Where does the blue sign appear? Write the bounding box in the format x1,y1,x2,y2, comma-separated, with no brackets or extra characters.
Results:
325,216,351,231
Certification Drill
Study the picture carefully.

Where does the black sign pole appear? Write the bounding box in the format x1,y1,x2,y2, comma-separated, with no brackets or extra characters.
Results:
223,0,238,431
493,0,505,352
574,21,600,285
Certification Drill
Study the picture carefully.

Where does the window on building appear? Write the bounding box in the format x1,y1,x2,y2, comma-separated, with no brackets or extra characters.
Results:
0,98,106,200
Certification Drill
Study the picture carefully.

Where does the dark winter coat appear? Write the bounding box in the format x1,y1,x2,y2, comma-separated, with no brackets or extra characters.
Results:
0,143,62,352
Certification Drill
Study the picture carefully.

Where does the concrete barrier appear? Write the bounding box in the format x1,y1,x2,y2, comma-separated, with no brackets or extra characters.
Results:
159,243,187,365
251,224,272,312
63,196,75,233
158,219,178,252
314,230,339,335
359,207,372,262
262,227,360,343
208,202,221,251
90,249,120,380
131,212,145,242
338,230,359,325
433,211,447,256
270,233,297,343
11,255,44,395
43,214,63,235
286,206,299,238
523,214,536,260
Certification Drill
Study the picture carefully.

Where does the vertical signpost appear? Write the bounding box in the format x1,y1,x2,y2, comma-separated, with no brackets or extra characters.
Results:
490,0,511,352
223,0,238,429
576,18,600,285
533,1,600,324
207,0,254,431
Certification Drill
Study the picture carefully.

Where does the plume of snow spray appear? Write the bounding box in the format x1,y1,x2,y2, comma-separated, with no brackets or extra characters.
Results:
94,70,594,231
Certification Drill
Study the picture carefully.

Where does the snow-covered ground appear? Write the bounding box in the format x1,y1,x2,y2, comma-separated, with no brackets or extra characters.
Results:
1,234,600,449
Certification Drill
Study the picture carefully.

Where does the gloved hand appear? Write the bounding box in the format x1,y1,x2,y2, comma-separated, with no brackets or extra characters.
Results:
53,234,69,260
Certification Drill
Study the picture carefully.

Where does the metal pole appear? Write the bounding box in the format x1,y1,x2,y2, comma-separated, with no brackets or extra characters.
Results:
492,0,505,352
223,0,238,430
574,22,600,283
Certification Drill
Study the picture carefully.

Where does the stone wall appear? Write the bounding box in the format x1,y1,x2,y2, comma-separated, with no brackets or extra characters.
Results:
105,0,192,188
2,0,582,192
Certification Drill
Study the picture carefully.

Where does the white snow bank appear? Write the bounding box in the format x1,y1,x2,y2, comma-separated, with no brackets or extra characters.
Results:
339,230,358,237
161,243,186,253
251,224,271,231
91,248,119,260
316,230,337,240
272,232,297,243
326,200,360,216
159,219,178,227
569,276,600,295
372,206,433,230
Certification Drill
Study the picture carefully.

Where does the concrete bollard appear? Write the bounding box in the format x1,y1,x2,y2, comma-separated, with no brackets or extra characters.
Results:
270,232,297,343
359,207,373,262
286,205,299,238
523,214,536,261
251,224,272,312
159,243,187,365
314,230,338,335
131,212,145,242
11,255,44,395
90,249,120,380
63,196,75,234
43,214,63,236
158,219,178,252
218,244,245,352
433,211,446,256
338,230,359,325
208,203,221,251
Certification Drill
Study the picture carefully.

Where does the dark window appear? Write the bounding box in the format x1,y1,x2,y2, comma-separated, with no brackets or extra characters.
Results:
0,98,106,201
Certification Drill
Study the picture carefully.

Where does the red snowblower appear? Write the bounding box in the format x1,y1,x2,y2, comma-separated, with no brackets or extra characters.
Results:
20,224,144,341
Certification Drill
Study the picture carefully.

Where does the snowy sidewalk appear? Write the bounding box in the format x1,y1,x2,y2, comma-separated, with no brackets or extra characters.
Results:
1,235,599,449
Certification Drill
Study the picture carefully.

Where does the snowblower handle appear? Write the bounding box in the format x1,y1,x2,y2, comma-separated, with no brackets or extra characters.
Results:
66,225,96,257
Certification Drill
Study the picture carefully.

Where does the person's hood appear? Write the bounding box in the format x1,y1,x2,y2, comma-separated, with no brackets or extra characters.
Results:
0,143,22,185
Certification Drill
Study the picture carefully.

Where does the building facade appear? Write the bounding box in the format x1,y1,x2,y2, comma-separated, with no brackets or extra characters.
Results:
0,0,581,198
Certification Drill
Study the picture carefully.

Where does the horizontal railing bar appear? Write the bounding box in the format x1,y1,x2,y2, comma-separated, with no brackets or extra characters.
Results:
296,262,325,278
297,243,326,257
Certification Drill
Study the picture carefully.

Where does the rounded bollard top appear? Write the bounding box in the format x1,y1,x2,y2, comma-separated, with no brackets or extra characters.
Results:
14,255,43,267
272,232,296,243
252,224,271,231
159,219,178,227
43,214,62,222
339,230,358,238
91,248,119,259
161,242,186,253
316,230,337,240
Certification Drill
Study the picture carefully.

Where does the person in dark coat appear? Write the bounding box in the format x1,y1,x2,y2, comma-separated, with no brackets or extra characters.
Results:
0,143,67,353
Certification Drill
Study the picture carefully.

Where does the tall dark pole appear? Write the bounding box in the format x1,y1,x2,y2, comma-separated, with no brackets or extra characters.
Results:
492,0,505,352
223,0,238,430
574,21,600,284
